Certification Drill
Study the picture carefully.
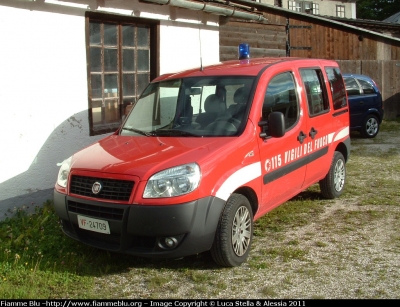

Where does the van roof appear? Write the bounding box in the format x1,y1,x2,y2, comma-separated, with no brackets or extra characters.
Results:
153,57,339,82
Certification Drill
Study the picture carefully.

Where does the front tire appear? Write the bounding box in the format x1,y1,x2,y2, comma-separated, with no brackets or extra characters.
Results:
361,114,379,138
211,194,253,267
319,151,346,199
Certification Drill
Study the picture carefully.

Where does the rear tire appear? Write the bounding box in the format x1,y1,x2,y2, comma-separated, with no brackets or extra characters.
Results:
211,194,253,267
319,151,346,199
361,114,379,138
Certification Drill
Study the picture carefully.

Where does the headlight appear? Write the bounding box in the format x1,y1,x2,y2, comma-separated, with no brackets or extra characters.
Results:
56,156,72,188
143,163,201,198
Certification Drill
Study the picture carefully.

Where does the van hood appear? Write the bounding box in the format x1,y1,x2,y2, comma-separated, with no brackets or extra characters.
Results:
71,135,229,180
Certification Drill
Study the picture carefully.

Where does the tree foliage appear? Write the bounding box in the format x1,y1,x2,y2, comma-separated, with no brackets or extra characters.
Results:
356,0,400,21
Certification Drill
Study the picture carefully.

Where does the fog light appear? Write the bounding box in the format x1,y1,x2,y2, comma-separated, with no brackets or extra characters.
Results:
165,237,177,248
157,236,180,250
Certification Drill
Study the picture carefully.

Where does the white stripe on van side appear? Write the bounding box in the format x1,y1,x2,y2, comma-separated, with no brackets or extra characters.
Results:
333,126,349,142
328,132,335,144
215,162,262,201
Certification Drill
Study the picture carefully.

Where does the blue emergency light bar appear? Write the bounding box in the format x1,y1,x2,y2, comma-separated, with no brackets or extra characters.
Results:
238,43,250,60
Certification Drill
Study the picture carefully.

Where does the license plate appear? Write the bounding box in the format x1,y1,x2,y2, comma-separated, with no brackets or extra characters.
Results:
77,215,110,234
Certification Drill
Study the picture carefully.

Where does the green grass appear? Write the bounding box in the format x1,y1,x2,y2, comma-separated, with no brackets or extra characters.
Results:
254,185,328,236
0,202,94,298
380,118,400,132
1,120,400,299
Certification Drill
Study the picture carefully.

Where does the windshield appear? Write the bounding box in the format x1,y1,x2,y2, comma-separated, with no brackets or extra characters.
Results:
120,76,255,137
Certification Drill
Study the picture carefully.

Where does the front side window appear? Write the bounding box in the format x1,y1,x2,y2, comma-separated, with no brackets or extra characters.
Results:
325,67,347,110
120,77,255,137
300,69,330,116
88,16,156,136
262,72,299,131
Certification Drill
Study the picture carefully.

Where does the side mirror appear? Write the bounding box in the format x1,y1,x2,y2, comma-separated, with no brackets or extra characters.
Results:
258,112,285,138
269,112,285,138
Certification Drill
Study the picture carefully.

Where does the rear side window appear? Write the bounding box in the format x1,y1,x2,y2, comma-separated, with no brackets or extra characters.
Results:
262,72,299,130
344,77,376,96
300,69,330,116
325,67,347,110
358,79,375,94
344,77,361,96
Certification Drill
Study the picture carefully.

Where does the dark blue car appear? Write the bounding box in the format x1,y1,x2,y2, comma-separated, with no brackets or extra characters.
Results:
343,73,384,138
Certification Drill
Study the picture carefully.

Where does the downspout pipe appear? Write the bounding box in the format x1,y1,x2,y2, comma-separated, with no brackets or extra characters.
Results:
141,0,268,23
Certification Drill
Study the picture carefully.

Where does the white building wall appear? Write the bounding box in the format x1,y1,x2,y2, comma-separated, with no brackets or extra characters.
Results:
351,2,356,19
258,0,275,5
316,0,354,18
0,1,219,219
160,20,220,74
258,0,355,18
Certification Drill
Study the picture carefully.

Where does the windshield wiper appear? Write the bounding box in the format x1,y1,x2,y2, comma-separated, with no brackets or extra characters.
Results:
152,129,202,137
121,127,154,136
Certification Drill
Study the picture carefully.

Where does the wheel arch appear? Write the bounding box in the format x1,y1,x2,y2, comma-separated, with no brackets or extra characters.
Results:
231,187,259,218
335,141,350,163
365,110,382,123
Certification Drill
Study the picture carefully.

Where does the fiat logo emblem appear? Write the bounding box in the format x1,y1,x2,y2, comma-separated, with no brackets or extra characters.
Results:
92,181,102,194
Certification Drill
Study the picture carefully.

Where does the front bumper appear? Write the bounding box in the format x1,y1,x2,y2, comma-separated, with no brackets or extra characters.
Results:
53,190,225,258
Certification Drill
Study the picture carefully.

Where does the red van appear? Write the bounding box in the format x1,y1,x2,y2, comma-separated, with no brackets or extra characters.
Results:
54,56,350,267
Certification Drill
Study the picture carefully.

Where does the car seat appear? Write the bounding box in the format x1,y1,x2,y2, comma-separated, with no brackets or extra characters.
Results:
229,87,248,120
195,94,223,129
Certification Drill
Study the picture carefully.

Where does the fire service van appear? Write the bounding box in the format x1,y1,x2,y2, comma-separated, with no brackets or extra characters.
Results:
54,50,350,267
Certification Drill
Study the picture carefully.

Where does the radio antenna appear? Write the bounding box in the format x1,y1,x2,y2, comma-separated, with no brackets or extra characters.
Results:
198,26,203,71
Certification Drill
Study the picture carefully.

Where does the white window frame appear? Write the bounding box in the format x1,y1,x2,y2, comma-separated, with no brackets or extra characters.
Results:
312,3,319,15
336,5,345,18
291,1,316,14
300,1,313,13
288,1,301,12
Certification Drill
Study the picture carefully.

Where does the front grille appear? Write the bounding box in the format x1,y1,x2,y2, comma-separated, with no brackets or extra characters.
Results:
68,200,124,221
70,175,134,201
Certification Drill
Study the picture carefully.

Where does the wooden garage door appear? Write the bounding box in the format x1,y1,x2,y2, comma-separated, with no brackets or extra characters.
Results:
287,21,312,58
